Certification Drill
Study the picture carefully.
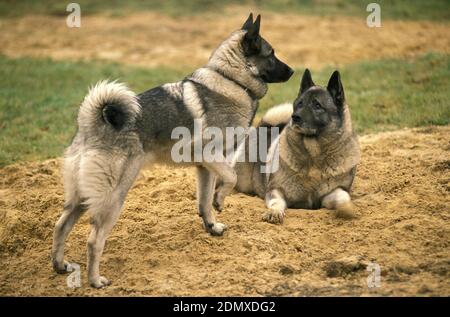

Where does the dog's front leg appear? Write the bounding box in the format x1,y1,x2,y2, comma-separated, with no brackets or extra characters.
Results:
321,188,355,219
197,165,228,236
263,189,287,224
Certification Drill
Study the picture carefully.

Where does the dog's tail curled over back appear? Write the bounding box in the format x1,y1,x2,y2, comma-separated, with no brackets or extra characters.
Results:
78,80,140,135
259,103,293,129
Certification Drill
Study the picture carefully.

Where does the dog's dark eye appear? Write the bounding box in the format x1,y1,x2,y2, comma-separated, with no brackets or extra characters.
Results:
312,102,322,110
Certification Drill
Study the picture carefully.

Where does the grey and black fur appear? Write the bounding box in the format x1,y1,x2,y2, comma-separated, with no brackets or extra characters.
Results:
51,13,293,288
231,69,360,224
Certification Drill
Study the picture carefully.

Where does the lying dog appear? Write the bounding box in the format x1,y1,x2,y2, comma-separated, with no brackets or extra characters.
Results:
51,13,293,288
230,69,360,223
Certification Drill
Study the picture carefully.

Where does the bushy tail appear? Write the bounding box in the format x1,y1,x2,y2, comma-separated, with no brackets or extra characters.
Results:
259,103,293,130
77,80,140,135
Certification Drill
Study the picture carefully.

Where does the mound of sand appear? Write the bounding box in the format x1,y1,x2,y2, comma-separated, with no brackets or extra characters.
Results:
1,10,449,69
0,126,449,296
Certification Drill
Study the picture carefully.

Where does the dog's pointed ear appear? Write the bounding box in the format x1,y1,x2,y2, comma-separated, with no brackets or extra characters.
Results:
242,13,254,31
299,69,315,96
242,14,261,55
244,14,261,40
327,70,345,107
249,14,261,38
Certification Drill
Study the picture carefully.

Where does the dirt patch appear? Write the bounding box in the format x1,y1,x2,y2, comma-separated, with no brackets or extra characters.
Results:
0,126,449,296
1,126,450,296
0,9,449,69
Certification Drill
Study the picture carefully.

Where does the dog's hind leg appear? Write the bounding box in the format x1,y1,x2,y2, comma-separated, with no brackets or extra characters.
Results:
52,198,86,273
87,199,123,288
81,153,143,288
52,151,86,273
322,188,355,219
197,166,227,236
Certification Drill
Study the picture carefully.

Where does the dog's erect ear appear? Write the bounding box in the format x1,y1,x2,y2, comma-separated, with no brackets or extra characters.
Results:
299,69,315,96
242,14,261,55
327,70,345,108
242,13,254,30
248,14,261,39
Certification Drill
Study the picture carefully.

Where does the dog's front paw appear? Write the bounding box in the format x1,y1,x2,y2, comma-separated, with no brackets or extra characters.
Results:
335,202,356,219
262,209,285,224
52,259,71,274
89,276,111,289
207,222,228,236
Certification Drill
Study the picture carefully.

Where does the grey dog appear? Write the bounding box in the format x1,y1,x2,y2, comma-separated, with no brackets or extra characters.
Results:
51,13,293,288
230,69,360,223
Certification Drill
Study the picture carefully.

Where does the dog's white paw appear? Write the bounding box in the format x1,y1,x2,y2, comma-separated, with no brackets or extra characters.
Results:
89,276,111,289
209,222,228,236
262,208,285,224
267,199,285,210
52,259,71,274
335,202,356,219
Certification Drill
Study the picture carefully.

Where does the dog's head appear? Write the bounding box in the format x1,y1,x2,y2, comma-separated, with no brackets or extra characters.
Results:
291,69,345,136
240,13,294,83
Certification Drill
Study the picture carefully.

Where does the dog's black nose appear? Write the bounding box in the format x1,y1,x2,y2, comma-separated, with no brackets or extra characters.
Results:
288,67,294,78
292,114,301,123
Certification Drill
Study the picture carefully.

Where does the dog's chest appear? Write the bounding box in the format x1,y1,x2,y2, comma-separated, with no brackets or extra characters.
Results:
303,137,321,158
275,140,345,207
227,97,257,121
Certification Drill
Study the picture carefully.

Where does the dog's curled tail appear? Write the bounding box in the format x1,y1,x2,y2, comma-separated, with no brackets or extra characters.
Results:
259,103,293,129
78,80,140,134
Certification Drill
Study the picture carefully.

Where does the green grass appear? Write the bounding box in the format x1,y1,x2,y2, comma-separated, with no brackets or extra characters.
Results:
0,57,186,166
0,53,449,167
0,0,449,21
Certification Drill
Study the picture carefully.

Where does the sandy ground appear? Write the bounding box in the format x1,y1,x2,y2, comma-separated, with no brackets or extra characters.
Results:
0,126,449,296
1,10,449,69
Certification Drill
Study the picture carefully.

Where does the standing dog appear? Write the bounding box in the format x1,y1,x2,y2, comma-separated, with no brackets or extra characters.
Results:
231,69,360,223
51,13,293,288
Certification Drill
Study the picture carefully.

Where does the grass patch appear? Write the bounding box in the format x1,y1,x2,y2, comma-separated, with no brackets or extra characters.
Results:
0,53,449,166
0,0,449,21
0,57,186,166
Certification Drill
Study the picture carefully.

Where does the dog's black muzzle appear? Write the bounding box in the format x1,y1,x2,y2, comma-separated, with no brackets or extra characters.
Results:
262,57,294,83
291,113,319,136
